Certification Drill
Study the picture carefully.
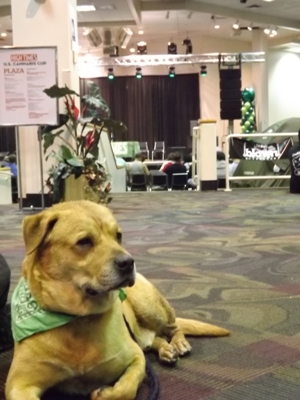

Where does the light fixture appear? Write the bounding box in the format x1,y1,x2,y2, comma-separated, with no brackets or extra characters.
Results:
271,27,278,36
167,41,177,54
264,27,270,34
136,67,142,79
107,67,114,80
137,41,147,54
138,30,144,35
233,21,240,30
168,66,175,78
1,32,7,37
129,46,135,53
200,65,207,76
182,38,192,54
247,23,253,31
211,15,220,29
76,5,96,12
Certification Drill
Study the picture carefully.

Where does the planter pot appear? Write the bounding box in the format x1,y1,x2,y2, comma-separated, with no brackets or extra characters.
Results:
63,174,99,203
63,174,86,202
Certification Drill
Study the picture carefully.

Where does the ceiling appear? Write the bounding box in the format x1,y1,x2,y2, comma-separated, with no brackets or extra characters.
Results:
1,0,300,54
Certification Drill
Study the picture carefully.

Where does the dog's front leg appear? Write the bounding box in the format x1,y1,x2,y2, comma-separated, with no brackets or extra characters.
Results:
91,347,146,400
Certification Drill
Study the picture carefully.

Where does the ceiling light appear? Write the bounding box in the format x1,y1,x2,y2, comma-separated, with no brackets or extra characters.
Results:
211,15,220,29
247,23,253,31
167,41,177,54
200,65,207,76
264,27,270,34
107,67,114,80
271,27,278,36
76,5,96,12
136,67,142,79
138,30,144,35
137,41,147,54
168,66,175,78
1,32,7,37
129,46,135,53
214,23,220,29
233,21,240,30
263,0,275,2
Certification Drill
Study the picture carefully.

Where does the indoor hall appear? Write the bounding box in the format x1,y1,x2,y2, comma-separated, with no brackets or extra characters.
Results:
1,189,300,399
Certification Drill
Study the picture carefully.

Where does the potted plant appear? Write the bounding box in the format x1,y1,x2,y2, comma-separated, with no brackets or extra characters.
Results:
42,81,127,204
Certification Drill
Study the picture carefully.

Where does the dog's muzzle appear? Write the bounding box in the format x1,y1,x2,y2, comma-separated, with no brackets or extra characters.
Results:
114,254,135,275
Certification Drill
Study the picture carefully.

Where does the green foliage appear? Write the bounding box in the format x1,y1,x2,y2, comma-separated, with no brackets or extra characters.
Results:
82,80,110,116
43,85,79,99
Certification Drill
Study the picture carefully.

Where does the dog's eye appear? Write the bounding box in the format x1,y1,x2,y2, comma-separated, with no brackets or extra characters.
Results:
116,232,122,243
76,237,93,248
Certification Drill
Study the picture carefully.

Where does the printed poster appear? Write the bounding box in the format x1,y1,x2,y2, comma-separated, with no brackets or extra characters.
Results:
0,47,58,126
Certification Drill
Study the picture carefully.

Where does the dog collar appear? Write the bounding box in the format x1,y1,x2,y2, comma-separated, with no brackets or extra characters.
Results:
11,278,77,342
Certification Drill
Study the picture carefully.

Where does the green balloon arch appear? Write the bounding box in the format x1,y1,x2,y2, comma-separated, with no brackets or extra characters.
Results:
240,88,257,133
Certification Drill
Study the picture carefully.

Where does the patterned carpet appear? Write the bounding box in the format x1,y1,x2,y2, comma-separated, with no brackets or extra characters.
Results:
1,189,300,400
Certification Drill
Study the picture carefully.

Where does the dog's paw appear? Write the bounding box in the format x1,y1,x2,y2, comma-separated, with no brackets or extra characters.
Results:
158,343,179,365
91,387,136,400
171,337,192,357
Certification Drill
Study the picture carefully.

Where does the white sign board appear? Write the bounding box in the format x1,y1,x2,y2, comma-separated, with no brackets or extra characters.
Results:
0,47,58,126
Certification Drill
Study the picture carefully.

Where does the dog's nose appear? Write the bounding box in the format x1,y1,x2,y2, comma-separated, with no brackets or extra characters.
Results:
114,254,134,273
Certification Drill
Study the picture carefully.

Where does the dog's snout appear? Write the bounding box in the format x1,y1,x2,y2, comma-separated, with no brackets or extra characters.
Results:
114,254,134,273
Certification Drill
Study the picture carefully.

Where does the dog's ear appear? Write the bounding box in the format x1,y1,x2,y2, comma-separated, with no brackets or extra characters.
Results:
23,212,58,255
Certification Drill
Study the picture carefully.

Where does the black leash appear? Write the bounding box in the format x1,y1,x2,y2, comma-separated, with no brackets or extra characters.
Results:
123,315,160,400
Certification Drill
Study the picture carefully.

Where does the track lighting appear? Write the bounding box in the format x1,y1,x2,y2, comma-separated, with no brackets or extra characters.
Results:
264,27,270,34
271,27,278,36
247,23,253,31
211,15,220,29
137,41,147,55
233,21,240,30
167,41,177,54
107,67,114,80
200,65,207,76
168,66,175,78
136,67,142,79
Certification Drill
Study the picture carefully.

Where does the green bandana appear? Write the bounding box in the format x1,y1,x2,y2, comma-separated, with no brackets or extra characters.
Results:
11,278,76,342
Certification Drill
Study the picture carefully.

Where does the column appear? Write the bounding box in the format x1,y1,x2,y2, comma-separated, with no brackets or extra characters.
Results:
252,30,269,132
11,0,79,202
198,120,218,191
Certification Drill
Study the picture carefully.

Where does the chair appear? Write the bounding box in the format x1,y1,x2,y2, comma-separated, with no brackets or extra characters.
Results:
139,142,149,160
169,173,188,190
152,141,165,160
130,174,148,191
149,172,168,191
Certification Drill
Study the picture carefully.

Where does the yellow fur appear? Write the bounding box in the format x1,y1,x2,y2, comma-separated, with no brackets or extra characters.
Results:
5,200,229,400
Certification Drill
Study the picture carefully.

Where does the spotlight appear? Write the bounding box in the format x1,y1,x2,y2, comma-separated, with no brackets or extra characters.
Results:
271,27,278,36
168,41,177,54
107,67,114,80
264,27,270,34
137,41,147,54
247,23,253,31
233,21,240,30
136,67,142,79
186,44,193,54
182,37,191,46
168,66,175,78
200,65,207,76
211,15,220,29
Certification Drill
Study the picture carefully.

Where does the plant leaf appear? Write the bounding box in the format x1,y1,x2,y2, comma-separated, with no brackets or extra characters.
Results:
44,85,79,99
66,157,84,167
60,144,74,160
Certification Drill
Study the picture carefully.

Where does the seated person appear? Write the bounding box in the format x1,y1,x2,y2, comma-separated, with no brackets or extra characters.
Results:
159,152,175,173
127,152,150,183
5,154,17,177
164,152,187,188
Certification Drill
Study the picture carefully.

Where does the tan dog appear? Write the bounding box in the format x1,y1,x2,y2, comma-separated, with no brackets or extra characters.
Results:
5,201,229,400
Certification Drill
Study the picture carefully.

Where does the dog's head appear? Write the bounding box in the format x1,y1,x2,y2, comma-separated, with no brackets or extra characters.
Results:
21,201,135,316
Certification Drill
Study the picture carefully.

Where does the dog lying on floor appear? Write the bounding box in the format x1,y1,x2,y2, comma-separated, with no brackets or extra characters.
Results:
5,200,229,400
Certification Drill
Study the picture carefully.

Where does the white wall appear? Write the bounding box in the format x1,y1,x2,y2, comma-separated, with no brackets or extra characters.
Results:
268,50,300,126
79,36,252,150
